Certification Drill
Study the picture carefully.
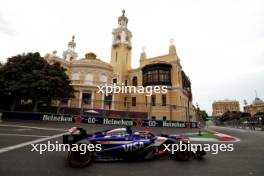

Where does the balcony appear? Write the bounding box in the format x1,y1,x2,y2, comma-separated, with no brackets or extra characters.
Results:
142,63,172,86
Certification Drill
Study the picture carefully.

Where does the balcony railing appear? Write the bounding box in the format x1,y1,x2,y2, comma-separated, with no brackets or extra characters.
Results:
70,80,109,86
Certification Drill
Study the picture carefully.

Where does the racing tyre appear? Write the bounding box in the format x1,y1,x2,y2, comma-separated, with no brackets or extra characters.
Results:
174,150,192,161
68,146,93,168
170,141,192,161
192,146,206,160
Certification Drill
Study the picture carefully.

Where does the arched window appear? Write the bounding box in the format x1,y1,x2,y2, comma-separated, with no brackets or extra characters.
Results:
151,95,156,106
124,97,127,107
132,97,136,106
84,73,93,85
72,72,79,80
115,52,118,62
132,76,137,86
100,73,107,84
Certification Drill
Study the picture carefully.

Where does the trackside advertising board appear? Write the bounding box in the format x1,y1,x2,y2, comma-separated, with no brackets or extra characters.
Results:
81,117,197,128
1,111,197,128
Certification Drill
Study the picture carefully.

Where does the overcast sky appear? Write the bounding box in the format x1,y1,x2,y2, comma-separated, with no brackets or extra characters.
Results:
0,0,263,114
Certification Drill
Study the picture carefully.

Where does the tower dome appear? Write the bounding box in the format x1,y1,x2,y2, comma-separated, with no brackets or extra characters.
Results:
62,35,78,61
252,97,264,105
118,9,128,27
112,9,132,48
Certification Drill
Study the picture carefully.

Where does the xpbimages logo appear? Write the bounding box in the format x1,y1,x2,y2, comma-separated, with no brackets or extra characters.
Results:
97,83,168,96
31,141,102,155
163,141,234,155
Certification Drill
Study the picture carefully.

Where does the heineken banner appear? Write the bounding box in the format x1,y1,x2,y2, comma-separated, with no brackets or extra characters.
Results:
1,111,75,122
42,114,74,122
1,111,197,128
81,116,197,128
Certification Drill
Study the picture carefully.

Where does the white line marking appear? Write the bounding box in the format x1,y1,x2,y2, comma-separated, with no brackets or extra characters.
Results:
0,124,67,132
15,128,33,131
0,133,48,138
0,132,69,154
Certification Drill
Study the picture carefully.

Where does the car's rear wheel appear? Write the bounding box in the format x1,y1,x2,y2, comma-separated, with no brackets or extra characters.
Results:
68,147,93,168
192,146,206,160
170,141,192,161
174,150,192,161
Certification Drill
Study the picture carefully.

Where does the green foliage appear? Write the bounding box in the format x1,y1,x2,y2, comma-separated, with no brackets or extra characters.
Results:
254,112,264,116
241,112,251,117
220,111,251,121
0,52,74,110
198,110,209,121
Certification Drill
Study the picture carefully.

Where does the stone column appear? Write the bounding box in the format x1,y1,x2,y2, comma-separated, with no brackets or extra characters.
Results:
67,99,71,108
111,94,115,110
91,91,95,109
101,92,104,109
79,90,83,108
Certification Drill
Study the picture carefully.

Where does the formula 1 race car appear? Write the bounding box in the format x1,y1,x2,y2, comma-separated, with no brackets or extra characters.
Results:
63,127,206,167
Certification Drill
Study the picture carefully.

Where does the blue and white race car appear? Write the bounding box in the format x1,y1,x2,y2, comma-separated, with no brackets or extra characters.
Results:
63,127,205,167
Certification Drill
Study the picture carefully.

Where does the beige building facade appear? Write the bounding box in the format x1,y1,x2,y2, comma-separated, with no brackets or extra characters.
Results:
212,100,240,116
244,97,264,116
45,10,195,122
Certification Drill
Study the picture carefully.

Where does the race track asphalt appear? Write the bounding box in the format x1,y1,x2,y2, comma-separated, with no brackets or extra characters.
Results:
0,120,263,176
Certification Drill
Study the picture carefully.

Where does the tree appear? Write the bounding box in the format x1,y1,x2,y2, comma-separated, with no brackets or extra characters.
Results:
241,112,251,117
195,104,208,122
254,112,264,116
220,111,249,121
0,52,74,111
198,110,209,122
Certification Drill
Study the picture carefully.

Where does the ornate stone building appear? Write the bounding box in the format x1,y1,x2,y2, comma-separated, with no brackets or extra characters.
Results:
212,100,240,116
45,10,195,122
244,97,264,116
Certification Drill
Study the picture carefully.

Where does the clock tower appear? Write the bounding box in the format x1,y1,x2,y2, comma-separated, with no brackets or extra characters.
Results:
110,10,132,85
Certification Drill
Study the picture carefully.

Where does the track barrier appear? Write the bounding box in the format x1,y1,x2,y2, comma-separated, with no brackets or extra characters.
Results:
0,111,197,128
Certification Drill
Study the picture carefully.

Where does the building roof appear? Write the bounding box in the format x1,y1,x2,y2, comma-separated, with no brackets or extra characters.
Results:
45,52,113,71
252,97,264,105
213,99,239,103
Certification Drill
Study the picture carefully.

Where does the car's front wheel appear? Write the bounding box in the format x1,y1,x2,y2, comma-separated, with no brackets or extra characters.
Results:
68,147,93,168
